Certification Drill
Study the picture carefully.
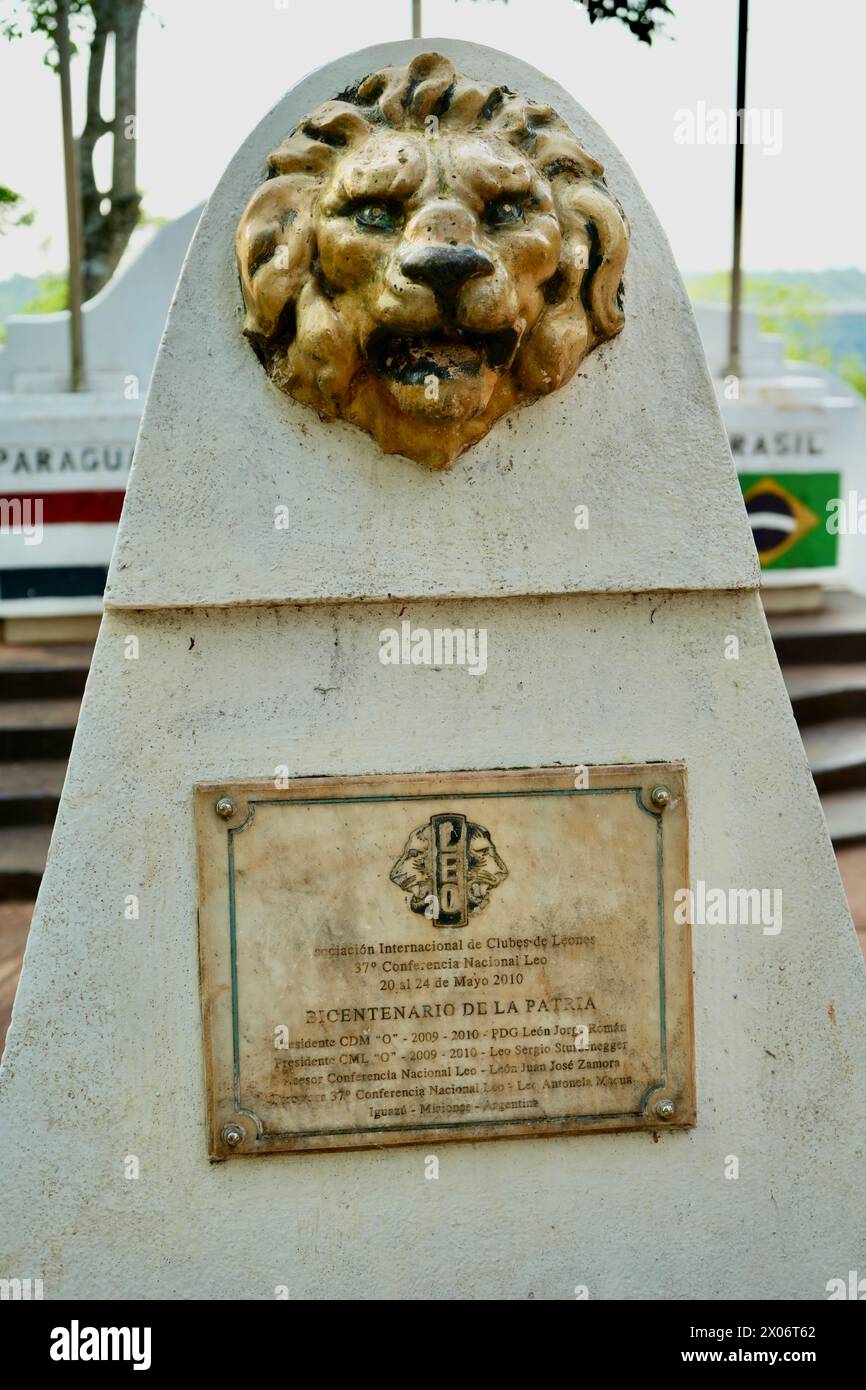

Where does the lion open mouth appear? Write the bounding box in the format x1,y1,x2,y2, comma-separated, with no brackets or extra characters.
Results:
366,327,519,385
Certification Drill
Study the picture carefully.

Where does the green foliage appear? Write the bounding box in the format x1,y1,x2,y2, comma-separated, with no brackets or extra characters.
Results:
840,354,866,398
687,271,866,400
1,2,92,70
0,272,42,319
137,207,168,229
20,273,68,314
752,280,830,365
579,0,674,44
754,267,866,302
688,271,826,352
0,183,34,233
475,0,674,44
5,2,148,297
0,272,67,344
687,269,866,308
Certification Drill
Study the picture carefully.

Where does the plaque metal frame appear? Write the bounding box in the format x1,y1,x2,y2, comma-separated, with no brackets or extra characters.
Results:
196,764,696,1158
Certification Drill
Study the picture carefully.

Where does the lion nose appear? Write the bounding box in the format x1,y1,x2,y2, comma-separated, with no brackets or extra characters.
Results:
401,245,494,297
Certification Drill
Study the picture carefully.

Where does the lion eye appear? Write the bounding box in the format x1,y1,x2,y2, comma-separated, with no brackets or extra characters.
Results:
484,197,526,229
353,201,402,232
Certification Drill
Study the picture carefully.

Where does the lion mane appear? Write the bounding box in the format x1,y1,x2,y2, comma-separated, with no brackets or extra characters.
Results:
236,52,629,469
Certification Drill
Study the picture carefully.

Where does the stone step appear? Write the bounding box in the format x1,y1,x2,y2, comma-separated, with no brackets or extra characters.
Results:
0,824,52,901
802,718,866,793
0,698,80,761
784,663,866,724
769,590,866,665
0,900,33,1058
834,846,866,967
0,760,67,826
822,789,866,848
0,642,92,701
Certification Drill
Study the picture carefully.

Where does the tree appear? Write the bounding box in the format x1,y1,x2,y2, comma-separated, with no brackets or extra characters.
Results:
473,0,675,45
22,275,69,314
687,271,830,361
2,0,145,300
0,184,34,234
686,271,866,401
577,0,674,45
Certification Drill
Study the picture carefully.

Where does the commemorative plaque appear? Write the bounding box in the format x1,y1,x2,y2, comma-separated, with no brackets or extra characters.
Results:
197,764,695,1157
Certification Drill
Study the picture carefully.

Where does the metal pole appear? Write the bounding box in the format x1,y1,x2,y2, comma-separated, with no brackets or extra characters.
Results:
727,0,749,380
57,0,85,392
412,0,422,39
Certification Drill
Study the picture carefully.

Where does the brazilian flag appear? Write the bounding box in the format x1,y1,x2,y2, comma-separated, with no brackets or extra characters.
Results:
739,472,840,570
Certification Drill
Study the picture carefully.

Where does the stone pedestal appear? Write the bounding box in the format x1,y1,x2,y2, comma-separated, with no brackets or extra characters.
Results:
1,40,864,1301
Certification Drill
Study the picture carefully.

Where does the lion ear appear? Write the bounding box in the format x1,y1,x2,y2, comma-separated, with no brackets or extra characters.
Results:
576,184,630,341
517,178,629,396
235,178,317,344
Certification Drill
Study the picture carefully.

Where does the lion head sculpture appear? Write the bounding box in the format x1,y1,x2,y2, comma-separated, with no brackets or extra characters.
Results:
235,52,629,469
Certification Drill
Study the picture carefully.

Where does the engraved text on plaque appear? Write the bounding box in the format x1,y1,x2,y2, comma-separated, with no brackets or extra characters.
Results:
196,765,695,1157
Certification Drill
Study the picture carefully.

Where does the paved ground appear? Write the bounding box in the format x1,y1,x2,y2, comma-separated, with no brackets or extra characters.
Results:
0,901,32,1057
836,846,866,950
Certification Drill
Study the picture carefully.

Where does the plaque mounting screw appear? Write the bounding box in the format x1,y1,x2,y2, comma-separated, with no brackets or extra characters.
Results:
221,1122,245,1148
654,1098,675,1121
215,797,235,820
650,786,671,810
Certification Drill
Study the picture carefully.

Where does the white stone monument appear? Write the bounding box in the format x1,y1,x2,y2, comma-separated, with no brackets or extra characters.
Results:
1,39,864,1301
693,300,866,596
0,207,199,635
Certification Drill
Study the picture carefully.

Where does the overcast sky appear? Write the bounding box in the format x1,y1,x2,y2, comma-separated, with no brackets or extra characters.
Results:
1,0,864,281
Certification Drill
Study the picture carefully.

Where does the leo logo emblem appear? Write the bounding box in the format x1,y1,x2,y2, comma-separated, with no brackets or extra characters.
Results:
390,813,508,926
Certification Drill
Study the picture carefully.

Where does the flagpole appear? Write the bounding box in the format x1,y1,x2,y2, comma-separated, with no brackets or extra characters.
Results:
57,0,85,392
727,0,749,380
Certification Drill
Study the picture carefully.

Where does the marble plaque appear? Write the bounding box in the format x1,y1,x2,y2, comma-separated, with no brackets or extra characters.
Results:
196,765,695,1157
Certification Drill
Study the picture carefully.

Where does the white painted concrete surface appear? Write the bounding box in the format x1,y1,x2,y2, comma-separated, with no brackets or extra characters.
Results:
0,207,201,396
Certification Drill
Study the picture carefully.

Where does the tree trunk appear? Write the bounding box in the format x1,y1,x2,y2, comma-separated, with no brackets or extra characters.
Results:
79,0,144,300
